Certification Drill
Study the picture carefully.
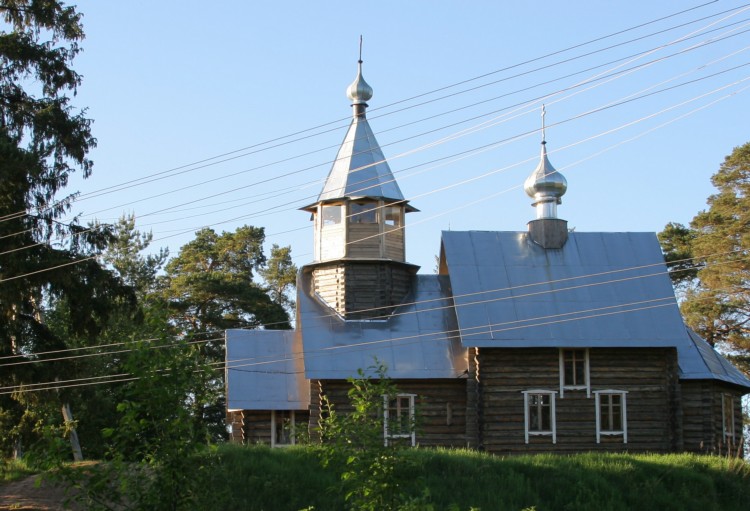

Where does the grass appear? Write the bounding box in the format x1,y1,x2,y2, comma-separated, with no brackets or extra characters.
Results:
6,446,750,510
191,445,750,511
0,457,35,483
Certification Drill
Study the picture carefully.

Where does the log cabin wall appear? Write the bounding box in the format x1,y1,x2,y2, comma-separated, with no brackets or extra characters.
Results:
314,379,469,447
227,411,244,443
236,410,272,445
311,262,414,320
681,380,745,455
476,347,681,454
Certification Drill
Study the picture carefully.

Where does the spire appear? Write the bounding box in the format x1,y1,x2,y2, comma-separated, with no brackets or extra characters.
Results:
346,36,373,116
524,105,567,220
304,41,412,209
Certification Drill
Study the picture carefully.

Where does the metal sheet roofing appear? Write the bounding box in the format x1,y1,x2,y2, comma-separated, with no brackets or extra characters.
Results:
316,116,406,203
678,329,750,389
441,231,687,348
225,329,310,411
298,272,466,379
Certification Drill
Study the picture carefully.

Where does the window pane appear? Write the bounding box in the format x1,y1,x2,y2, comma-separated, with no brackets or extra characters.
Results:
600,394,623,432
321,205,341,226
529,394,550,432
563,350,585,386
384,206,402,227
350,203,377,223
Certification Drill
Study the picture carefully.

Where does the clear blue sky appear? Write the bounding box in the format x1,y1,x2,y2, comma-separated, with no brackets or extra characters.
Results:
64,1,749,273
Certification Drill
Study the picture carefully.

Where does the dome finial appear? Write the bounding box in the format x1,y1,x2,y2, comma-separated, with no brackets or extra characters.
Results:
346,36,373,115
524,105,567,219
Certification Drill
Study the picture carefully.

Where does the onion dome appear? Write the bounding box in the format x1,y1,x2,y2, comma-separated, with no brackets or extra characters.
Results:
524,106,567,219
346,60,373,106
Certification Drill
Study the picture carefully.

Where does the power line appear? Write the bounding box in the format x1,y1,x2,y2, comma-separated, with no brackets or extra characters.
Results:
0,2,739,226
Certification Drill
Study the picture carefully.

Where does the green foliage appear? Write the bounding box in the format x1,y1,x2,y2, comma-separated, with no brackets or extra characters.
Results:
259,243,298,314
158,226,290,336
51,339,221,510
125,445,750,511
318,363,421,511
658,142,750,353
0,0,138,458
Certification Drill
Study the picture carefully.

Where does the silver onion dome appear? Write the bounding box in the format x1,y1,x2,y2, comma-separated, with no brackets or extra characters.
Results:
524,106,567,219
524,141,567,201
346,60,373,105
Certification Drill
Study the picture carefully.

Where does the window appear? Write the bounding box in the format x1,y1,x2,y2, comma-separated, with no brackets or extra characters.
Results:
383,394,416,446
350,202,377,223
384,206,402,227
522,390,557,444
559,349,590,398
271,410,296,447
722,394,735,444
594,390,627,443
321,205,342,226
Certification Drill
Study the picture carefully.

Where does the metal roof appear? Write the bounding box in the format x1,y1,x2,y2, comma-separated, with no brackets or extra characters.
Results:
678,328,750,389
316,115,407,203
441,230,687,348
225,329,310,411
298,272,466,379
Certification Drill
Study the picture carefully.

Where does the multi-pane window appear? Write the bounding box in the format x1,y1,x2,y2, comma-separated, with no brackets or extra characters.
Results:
383,394,416,446
559,349,590,398
350,202,377,223
522,390,557,443
722,394,735,444
594,390,627,443
271,410,295,447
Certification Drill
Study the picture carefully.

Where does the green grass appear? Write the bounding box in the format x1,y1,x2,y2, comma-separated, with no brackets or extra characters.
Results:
0,457,36,483
190,445,750,511
7,446,750,510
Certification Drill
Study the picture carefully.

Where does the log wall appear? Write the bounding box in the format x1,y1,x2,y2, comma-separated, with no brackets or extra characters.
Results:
312,262,415,320
476,347,681,454
681,380,745,455
313,378,469,448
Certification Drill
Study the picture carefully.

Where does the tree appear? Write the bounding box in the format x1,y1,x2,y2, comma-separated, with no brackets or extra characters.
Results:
157,226,291,440
158,226,290,337
658,142,750,358
0,0,134,458
318,363,415,511
258,243,297,315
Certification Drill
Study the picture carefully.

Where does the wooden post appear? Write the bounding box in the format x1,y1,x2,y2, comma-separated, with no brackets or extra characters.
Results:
62,403,83,461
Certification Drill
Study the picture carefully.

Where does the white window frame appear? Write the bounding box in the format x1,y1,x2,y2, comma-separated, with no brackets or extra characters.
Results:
594,390,628,444
559,348,590,398
383,393,416,447
722,393,735,444
522,390,557,444
271,410,296,448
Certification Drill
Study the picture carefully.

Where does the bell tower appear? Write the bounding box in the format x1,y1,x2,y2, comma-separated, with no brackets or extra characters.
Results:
301,51,419,320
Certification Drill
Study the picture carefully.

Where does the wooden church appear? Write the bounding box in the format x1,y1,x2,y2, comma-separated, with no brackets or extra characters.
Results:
225,59,750,454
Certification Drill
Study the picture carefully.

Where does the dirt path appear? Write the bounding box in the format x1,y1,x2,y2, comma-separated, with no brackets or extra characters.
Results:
0,475,78,511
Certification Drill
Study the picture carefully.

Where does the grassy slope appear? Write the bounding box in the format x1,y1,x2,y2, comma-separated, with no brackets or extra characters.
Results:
198,445,750,511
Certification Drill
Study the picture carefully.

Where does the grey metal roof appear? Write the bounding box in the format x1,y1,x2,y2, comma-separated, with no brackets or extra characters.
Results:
441,230,687,348
678,328,750,389
316,115,407,203
298,272,466,379
225,329,310,411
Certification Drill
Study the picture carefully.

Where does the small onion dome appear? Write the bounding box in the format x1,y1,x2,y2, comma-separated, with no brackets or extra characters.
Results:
524,141,567,205
346,60,373,105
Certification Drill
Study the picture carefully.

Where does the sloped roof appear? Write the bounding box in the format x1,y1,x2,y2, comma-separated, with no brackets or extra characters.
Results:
225,329,310,411
298,272,466,379
678,328,750,389
315,115,407,204
441,230,687,348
